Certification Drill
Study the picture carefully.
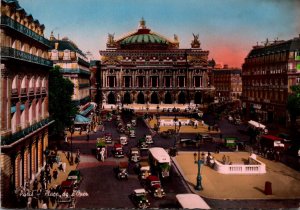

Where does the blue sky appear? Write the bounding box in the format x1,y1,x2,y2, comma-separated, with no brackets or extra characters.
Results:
19,0,300,67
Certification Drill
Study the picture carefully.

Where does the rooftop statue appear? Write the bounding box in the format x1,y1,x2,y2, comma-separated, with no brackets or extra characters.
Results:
191,33,201,48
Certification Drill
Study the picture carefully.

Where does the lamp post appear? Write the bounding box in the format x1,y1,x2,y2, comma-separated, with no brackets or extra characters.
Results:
69,125,75,165
173,116,179,147
194,133,203,191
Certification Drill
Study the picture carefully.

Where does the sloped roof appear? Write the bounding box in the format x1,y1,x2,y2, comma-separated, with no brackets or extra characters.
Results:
51,37,86,57
248,37,300,58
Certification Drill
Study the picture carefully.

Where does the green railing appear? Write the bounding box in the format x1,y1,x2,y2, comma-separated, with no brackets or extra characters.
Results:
1,16,51,47
79,83,90,88
1,47,53,67
60,68,91,75
1,118,51,146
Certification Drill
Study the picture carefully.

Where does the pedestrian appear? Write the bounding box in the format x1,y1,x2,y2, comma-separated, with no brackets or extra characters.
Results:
87,134,90,141
79,127,82,135
62,162,66,172
47,173,52,184
33,179,38,190
53,169,58,180
58,163,63,171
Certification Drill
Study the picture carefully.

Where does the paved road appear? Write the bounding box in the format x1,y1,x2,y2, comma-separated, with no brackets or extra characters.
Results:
67,112,300,209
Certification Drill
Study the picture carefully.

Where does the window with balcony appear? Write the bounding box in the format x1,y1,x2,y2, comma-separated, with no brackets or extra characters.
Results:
194,76,202,87
108,76,116,87
178,76,185,87
150,76,159,87
124,76,131,87
137,76,144,87
63,50,70,60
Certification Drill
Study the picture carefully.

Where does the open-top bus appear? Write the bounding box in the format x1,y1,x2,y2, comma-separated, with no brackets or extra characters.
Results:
176,194,210,209
148,147,171,178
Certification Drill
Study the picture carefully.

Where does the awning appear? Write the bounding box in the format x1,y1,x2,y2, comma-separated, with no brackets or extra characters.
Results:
74,114,91,125
79,104,95,116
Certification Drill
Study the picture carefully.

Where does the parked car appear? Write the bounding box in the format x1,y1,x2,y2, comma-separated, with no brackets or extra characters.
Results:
145,175,166,198
119,135,128,145
179,138,199,147
200,134,213,142
112,143,125,158
57,181,74,204
130,189,150,209
105,133,112,144
67,170,81,188
130,147,140,163
114,161,128,180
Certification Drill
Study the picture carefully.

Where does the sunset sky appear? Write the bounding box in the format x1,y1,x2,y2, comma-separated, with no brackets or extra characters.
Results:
19,0,300,68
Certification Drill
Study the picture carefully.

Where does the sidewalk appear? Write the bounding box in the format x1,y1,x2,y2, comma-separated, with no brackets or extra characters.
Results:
33,151,78,209
173,151,300,200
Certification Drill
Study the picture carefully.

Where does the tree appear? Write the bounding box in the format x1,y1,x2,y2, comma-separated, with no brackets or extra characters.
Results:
287,85,300,131
49,65,78,137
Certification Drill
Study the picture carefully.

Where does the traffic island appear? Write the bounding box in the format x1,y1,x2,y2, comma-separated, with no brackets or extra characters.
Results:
173,151,300,199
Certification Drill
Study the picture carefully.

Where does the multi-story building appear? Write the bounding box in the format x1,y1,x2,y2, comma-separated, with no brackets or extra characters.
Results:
99,18,213,106
212,66,242,101
48,34,91,110
89,60,101,106
242,36,300,124
0,0,54,206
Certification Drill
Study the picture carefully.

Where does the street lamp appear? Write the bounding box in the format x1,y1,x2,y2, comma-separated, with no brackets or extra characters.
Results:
69,125,75,165
194,133,203,191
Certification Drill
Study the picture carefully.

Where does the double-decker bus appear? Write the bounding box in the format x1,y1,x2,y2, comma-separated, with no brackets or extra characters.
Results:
148,147,171,178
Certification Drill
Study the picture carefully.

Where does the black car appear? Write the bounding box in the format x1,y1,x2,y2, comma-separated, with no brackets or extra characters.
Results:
130,189,150,209
179,138,199,147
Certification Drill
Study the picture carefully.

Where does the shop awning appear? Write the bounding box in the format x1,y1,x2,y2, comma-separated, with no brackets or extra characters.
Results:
79,103,95,116
74,114,91,125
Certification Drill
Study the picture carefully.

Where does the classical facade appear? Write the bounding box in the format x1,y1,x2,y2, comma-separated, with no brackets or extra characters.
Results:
48,35,91,107
99,19,213,106
212,66,242,101
89,60,101,106
0,0,54,206
242,36,300,124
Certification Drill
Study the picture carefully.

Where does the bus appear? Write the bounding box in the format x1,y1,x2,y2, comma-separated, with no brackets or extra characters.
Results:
176,194,210,209
148,147,171,178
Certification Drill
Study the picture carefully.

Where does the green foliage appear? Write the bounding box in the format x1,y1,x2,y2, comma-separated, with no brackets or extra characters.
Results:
287,85,300,126
49,65,78,136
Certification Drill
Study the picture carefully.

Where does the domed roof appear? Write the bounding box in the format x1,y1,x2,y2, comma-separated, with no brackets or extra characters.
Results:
114,18,178,50
121,33,168,45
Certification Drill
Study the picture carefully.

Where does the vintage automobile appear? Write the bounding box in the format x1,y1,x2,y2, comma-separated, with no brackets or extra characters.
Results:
179,138,200,147
129,128,136,138
96,138,107,161
145,175,166,198
200,134,213,143
114,161,128,180
131,119,137,127
119,135,128,145
130,147,141,163
112,143,125,158
105,133,112,144
138,161,151,180
117,124,125,133
138,138,149,150
130,189,150,209
67,170,81,188
145,135,153,144
57,181,74,204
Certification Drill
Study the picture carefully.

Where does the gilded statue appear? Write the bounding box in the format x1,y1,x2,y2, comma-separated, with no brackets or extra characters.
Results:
191,33,201,48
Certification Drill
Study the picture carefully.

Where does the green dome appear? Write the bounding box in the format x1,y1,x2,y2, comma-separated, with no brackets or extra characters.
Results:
121,33,168,45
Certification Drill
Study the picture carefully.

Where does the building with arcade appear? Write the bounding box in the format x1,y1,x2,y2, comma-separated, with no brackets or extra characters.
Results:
0,0,54,206
99,18,214,107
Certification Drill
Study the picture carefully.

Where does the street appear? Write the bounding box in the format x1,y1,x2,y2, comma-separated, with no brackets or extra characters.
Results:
64,112,300,209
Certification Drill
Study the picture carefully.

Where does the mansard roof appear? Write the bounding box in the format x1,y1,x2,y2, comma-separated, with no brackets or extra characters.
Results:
247,36,300,58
